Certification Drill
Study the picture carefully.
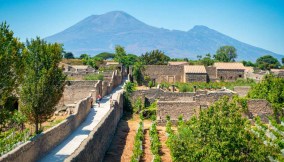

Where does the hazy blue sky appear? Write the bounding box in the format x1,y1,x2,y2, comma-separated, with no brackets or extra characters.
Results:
0,0,283,54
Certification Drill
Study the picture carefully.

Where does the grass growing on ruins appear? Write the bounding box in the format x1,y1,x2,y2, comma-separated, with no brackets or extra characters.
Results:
163,78,256,92
83,73,104,80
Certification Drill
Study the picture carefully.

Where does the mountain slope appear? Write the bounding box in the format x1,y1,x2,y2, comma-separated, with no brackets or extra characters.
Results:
45,11,283,61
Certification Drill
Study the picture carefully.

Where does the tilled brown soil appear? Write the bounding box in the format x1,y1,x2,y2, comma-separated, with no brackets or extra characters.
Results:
157,126,172,162
103,115,172,162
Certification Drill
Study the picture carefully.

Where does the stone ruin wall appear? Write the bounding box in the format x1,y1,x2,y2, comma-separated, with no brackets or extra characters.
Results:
65,92,124,162
144,65,184,83
185,73,208,82
0,96,93,162
0,69,125,162
217,69,245,81
247,99,273,122
157,91,234,124
233,86,251,97
205,66,217,81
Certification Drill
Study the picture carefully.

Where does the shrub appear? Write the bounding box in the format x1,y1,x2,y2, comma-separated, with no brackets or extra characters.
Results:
83,73,104,81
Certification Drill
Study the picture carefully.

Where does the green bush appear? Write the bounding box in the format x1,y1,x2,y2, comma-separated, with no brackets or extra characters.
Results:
83,73,104,81
131,121,144,162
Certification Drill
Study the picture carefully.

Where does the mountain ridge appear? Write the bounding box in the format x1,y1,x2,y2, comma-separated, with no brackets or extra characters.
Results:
45,11,283,61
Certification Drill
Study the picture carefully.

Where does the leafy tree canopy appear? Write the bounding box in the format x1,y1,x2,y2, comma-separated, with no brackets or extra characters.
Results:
95,52,115,60
114,45,127,64
20,37,66,134
247,74,284,117
200,53,215,66
168,96,280,161
79,54,89,59
0,22,24,106
214,46,237,62
140,49,170,65
242,60,255,67
256,55,281,70
64,52,75,59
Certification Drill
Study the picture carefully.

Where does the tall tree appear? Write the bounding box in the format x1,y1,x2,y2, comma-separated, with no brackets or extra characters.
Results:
114,45,127,64
201,53,214,66
20,37,66,134
281,58,284,65
0,22,24,106
79,54,89,59
140,49,170,65
214,46,237,62
255,55,280,70
64,52,75,59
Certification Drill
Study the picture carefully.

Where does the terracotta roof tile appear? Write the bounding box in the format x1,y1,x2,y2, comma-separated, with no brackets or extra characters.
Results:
168,61,189,66
213,62,245,70
184,65,207,73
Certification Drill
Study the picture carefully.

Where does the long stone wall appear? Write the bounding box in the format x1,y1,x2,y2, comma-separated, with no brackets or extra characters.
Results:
65,92,124,162
0,96,93,162
157,101,199,123
144,65,184,83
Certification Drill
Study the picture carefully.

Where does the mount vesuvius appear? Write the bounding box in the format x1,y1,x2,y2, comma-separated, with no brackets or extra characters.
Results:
45,11,283,61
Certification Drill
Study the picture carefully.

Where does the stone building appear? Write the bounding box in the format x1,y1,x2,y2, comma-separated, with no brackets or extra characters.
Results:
213,62,245,81
168,61,189,66
143,65,184,83
184,65,208,82
270,69,284,77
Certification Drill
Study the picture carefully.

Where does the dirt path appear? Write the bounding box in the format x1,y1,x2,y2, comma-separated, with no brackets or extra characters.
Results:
103,116,171,162
140,128,152,162
157,126,172,162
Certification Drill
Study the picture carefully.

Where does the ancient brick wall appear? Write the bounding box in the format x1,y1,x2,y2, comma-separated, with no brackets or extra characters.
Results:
157,101,199,123
247,99,273,121
58,81,98,106
233,86,251,97
205,66,217,81
143,65,184,83
217,69,245,81
0,97,93,162
65,92,124,162
185,73,208,82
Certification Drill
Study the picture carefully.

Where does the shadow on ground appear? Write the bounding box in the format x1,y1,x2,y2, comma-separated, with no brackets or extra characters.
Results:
103,113,131,162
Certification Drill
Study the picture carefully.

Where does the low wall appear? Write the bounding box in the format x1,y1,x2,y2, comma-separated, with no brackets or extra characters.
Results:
247,99,273,121
65,92,124,162
157,101,199,123
233,86,251,97
0,96,93,162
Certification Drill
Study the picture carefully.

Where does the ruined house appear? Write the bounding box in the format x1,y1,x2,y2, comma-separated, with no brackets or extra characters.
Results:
213,62,245,81
184,65,208,82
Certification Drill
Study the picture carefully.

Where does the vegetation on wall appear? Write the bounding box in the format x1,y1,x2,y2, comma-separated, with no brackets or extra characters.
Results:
83,73,104,81
167,96,282,161
160,78,255,92
247,74,284,118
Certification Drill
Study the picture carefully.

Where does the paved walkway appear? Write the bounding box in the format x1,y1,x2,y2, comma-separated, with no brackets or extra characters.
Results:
40,82,125,162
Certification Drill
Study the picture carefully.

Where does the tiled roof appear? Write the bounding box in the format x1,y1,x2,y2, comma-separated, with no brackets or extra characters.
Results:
213,62,245,70
71,65,90,70
244,66,254,73
271,69,284,72
184,65,207,74
168,61,189,66
106,62,120,65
